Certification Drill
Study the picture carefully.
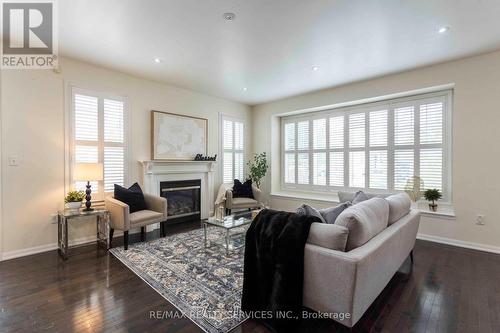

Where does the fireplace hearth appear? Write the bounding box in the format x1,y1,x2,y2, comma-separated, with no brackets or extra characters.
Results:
160,179,201,223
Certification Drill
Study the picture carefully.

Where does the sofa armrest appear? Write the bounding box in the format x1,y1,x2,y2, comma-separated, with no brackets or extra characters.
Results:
225,189,234,209
251,185,265,206
105,196,130,231
307,222,349,251
303,244,358,327
143,193,168,218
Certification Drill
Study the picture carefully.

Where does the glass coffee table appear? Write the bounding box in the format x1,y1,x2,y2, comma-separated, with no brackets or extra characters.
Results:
203,211,254,253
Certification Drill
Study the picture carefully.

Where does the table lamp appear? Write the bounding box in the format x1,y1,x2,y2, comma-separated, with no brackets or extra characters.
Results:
74,163,103,211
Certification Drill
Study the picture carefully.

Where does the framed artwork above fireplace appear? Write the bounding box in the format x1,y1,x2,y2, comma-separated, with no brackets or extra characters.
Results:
151,110,208,160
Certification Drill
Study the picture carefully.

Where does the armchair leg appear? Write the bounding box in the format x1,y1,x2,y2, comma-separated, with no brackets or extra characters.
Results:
124,231,129,250
161,221,166,237
109,228,114,248
410,250,414,264
141,227,145,241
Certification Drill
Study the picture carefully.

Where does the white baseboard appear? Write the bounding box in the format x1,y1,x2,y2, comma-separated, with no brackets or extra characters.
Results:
417,233,500,255
0,230,128,261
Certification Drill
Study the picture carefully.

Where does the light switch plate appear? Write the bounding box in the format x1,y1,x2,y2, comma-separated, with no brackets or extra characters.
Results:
8,155,19,166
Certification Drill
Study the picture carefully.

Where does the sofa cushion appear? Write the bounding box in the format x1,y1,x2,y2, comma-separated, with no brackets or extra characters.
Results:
319,202,351,224
114,183,147,213
231,197,259,209
233,179,254,199
338,191,390,203
335,197,389,251
385,193,411,225
129,210,164,225
352,191,369,204
296,204,326,224
307,223,349,251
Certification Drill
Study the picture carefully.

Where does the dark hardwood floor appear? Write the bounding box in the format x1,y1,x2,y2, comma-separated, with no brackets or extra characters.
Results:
1,222,499,333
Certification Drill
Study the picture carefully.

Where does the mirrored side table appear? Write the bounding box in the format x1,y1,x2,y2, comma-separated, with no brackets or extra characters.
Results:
57,209,110,260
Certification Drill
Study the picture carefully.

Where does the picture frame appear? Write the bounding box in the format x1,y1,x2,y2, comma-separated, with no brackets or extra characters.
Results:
151,110,208,160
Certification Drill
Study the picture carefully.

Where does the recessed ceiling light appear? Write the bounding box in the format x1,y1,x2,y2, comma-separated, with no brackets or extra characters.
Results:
438,26,450,34
154,58,161,63
312,66,319,71
223,13,236,21
242,87,247,91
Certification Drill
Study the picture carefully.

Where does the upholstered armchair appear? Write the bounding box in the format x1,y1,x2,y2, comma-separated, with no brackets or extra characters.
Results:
225,185,265,214
105,193,167,250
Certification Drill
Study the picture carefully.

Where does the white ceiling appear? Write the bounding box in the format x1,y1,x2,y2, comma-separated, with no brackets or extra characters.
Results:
59,0,500,105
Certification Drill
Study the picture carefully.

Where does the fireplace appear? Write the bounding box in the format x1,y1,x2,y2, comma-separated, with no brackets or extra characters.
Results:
160,179,201,223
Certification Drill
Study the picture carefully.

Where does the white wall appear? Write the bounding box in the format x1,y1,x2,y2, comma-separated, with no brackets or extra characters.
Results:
252,50,500,252
0,57,251,259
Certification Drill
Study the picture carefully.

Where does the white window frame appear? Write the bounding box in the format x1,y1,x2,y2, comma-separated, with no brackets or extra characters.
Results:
281,90,452,203
219,114,246,184
65,85,130,202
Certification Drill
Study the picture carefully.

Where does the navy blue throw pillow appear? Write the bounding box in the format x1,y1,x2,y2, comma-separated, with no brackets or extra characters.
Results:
233,179,254,199
114,182,147,213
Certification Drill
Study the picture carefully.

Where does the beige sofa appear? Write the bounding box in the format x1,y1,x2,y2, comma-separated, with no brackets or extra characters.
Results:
302,194,420,327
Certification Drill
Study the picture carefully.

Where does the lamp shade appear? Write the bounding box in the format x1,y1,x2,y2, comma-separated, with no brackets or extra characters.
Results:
74,163,103,181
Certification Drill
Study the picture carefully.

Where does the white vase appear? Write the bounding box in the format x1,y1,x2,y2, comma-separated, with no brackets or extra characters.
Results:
65,201,82,210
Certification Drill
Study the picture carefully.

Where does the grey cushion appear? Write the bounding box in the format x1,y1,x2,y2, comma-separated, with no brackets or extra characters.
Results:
338,191,391,203
385,193,411,225
296,204,326,223
352,191,369,204
307,223,349,251
319,202,352,224
335,198,389,251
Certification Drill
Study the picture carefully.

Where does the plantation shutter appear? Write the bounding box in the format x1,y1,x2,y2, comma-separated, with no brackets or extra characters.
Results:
72,89,127,199
222,117,245,183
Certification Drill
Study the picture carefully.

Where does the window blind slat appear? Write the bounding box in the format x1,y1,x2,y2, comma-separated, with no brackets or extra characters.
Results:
349,113,365,148
284,123,295,151
74,94,98,141
394,150,414,190
104,99,124,143
297,153,309,184
234,122,244,151
349,151,365,188
369,110,387,147
313,152,326,185
223,120,233,150
313,119,326,150
369,150,387,189
223,152,233,183
420,148,443,191
394,106,414,145
329,116,344,149
284,154,296,183
420,102,443,144
297,121,309,150
234,152,244,181
329,152,343,187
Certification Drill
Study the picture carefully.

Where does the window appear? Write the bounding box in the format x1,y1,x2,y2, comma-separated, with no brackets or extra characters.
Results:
70,87,128,200
281,90,451,201
221,116,245,183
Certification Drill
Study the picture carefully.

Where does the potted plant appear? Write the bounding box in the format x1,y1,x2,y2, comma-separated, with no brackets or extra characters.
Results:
65,190,85,210
247,152,269,188
424,189,442,212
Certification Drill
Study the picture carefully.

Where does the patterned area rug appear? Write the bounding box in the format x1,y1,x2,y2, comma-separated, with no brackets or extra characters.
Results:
110,226,247,333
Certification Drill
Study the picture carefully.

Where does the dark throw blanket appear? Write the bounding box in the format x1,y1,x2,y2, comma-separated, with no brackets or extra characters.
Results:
241,209,320,331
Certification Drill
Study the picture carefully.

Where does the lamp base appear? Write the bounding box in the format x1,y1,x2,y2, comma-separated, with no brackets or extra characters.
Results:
85,181,93,211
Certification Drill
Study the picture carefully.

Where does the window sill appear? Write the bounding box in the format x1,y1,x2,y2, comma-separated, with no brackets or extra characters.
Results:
271,190,456,219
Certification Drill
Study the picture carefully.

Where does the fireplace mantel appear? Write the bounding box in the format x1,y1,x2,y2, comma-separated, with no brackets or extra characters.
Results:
139,160,217,220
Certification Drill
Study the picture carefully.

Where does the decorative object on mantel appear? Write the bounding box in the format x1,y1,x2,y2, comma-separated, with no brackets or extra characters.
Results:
404,176,424,202
64,190,85,210
151,110,208,160
424,188,442,212
247,152,269,188
74,163,104,211
194,153,217,161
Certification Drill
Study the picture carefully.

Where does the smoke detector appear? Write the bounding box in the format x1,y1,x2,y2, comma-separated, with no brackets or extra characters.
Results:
223,13,236,21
